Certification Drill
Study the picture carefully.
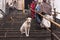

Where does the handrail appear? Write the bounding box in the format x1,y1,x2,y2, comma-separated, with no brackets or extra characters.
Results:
38,13,60,27
0,9,6,16
0,9,7,18
30,8,60,40
38,12,60,40
30,8,60,28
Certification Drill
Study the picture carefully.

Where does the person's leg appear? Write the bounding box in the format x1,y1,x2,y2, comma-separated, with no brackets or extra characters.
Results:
36,14,41,24
40,12,46,21
31,10,35,19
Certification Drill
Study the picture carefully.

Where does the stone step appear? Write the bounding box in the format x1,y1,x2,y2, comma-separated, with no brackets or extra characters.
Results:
0,37,51,40
0,30,52,40
0,30,51,37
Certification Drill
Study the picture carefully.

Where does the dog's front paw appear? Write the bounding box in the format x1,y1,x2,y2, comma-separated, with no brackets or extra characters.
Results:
26,35,29,37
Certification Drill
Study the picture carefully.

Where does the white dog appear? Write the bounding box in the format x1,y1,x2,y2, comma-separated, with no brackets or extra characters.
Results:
40,14,53,28
20,17,32,37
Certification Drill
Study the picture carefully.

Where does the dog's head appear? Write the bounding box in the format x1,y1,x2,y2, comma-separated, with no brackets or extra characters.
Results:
26,17,32,24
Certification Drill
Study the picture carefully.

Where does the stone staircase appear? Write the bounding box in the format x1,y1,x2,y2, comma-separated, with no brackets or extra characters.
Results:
0,29,51,40
0,10,60,40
